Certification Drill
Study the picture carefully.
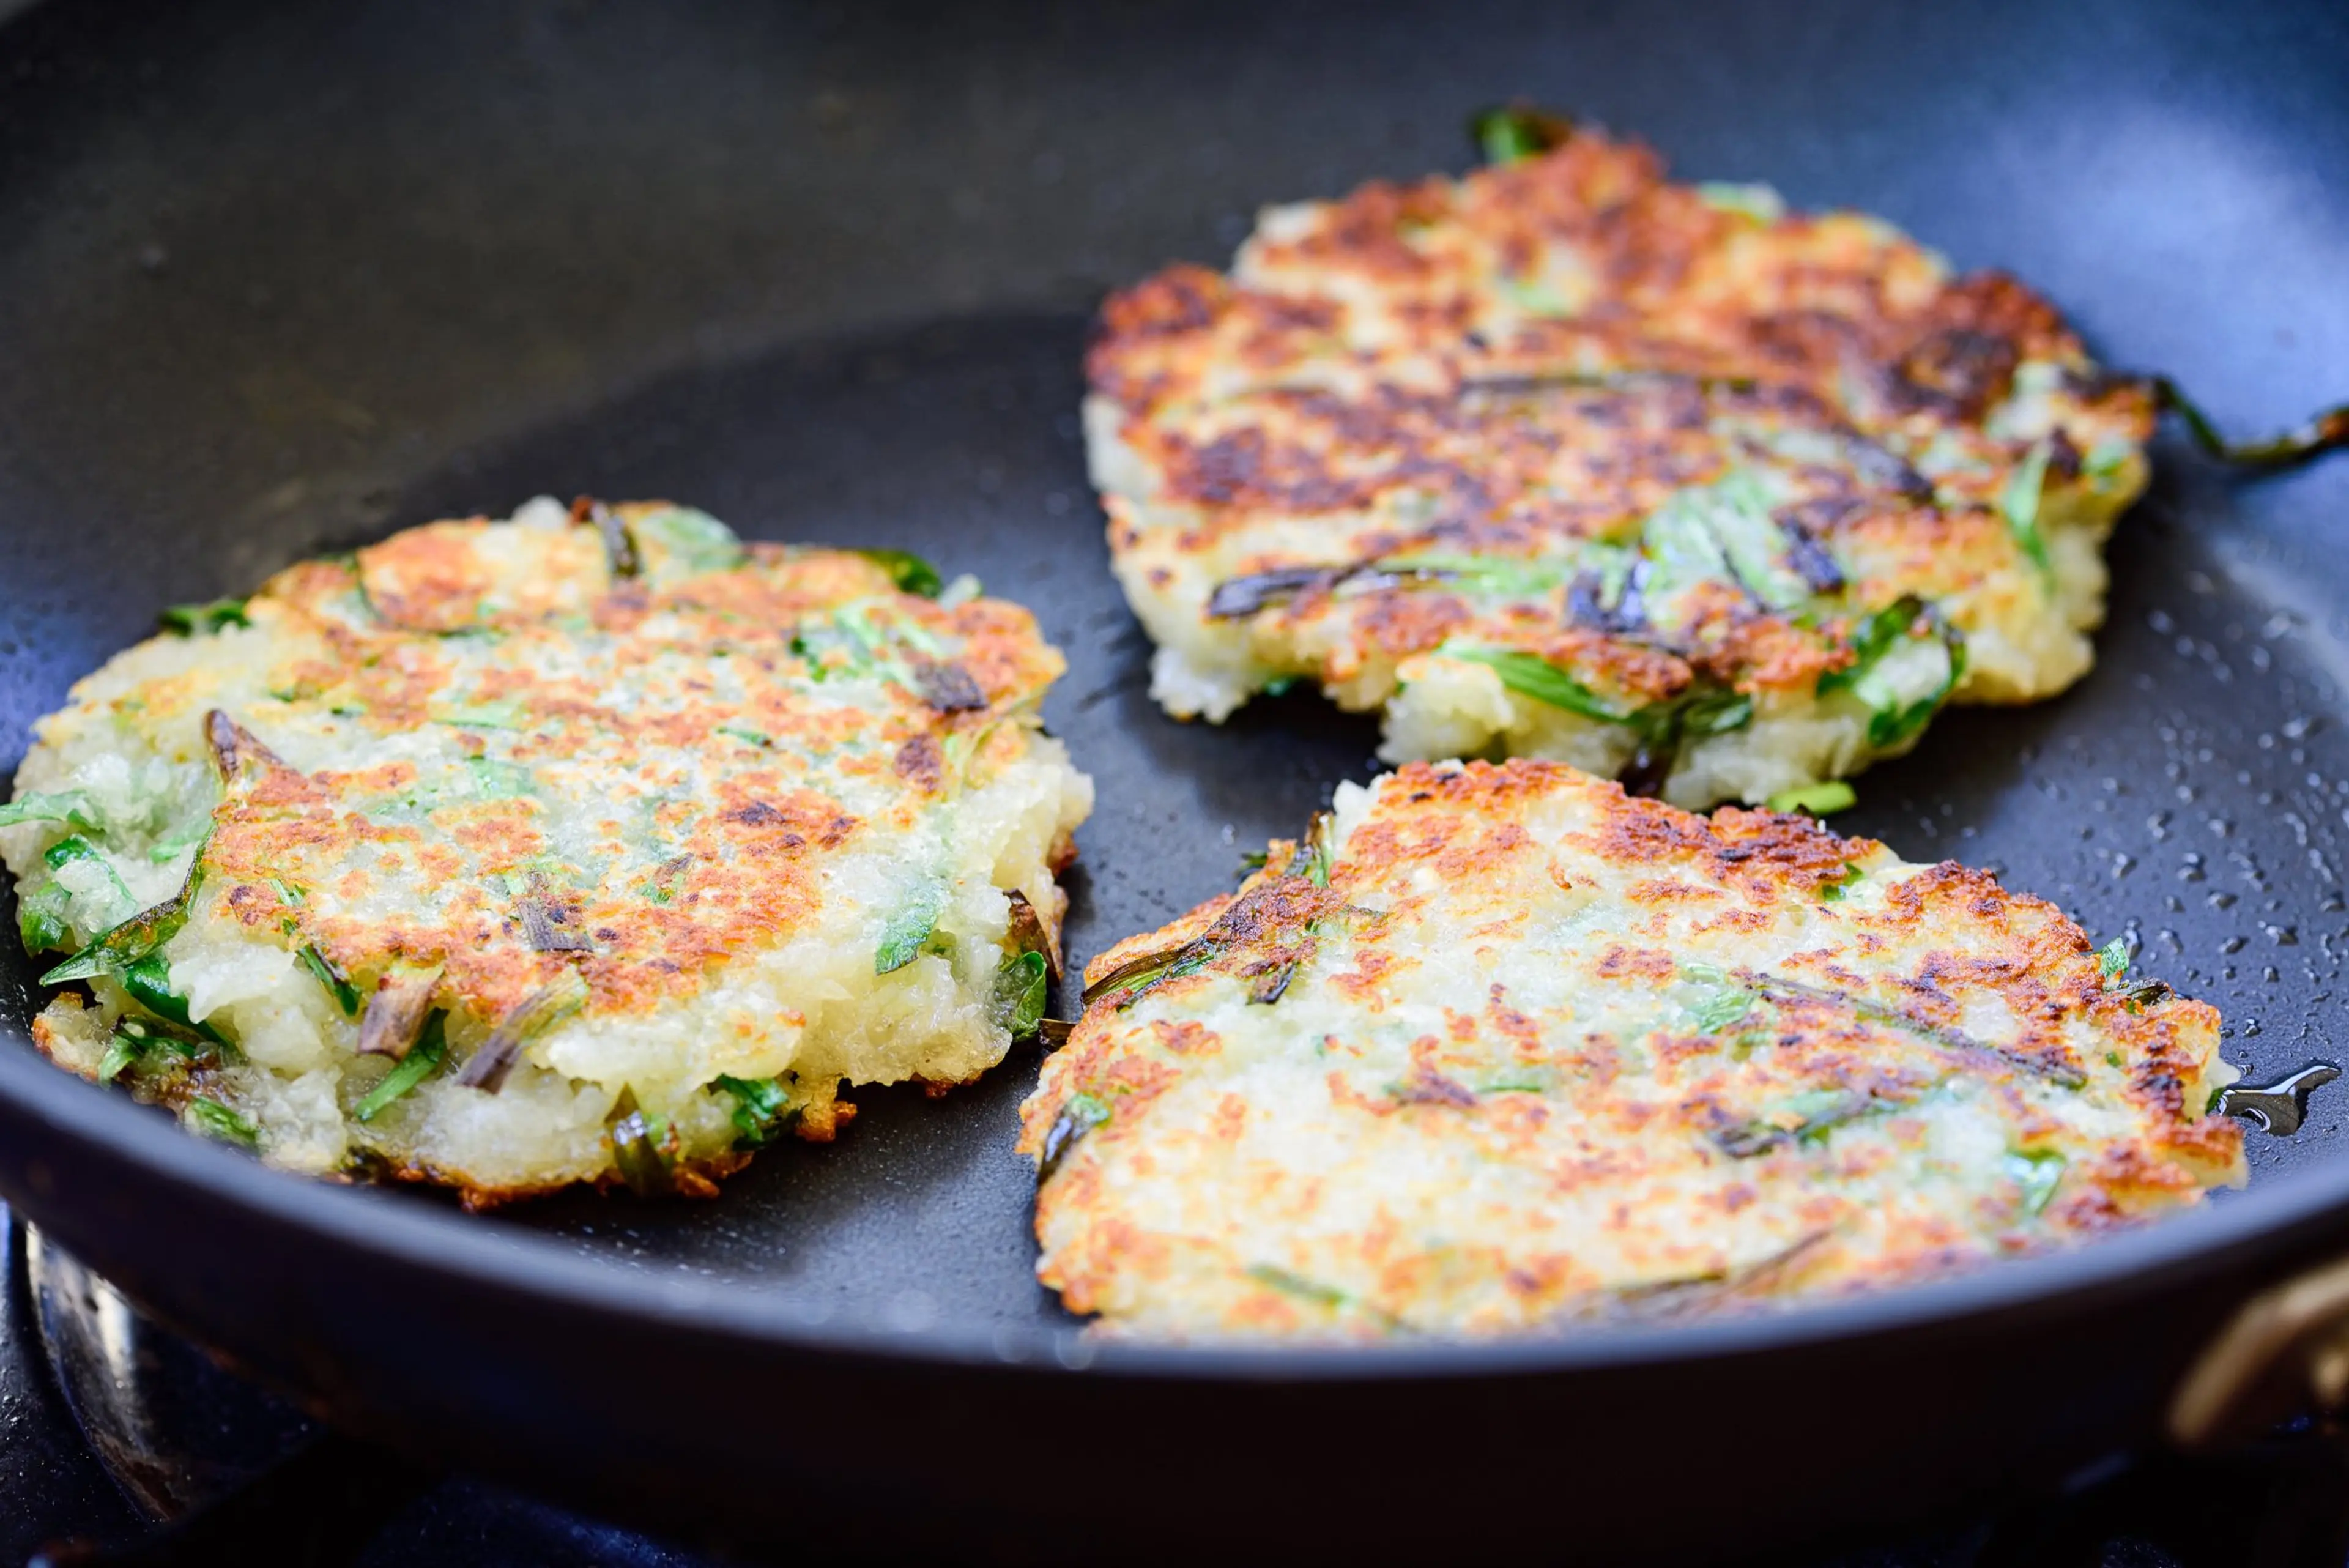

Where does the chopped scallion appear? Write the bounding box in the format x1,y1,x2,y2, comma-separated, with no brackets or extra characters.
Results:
1767,781,1857,816
353,1013,448,1121
186,1097,260,1150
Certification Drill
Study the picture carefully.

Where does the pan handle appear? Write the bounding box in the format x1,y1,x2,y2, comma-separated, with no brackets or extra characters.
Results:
2170,1253,2349,1449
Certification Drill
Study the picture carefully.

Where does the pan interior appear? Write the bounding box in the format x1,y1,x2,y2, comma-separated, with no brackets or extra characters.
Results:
11,314,2340,1339
0,0,2345,1352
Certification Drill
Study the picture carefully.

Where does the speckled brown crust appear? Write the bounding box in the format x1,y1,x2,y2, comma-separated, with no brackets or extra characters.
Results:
1088,130,2158,802
8,501,1092,1205
1020,760,2243,1340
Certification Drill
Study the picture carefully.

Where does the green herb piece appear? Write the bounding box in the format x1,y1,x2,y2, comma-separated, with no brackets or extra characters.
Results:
1496,276,1576,317
186,1097,260,1150
2106,1050,2124,1068
2000,440,2055,584
993,949,1050,1039
299,945,363,1016
1817,597,1967,748
354,1013,448,1121
427,700,527,731
1036,1090,1112,1183
1469,103,1572,165
464,757,535,799
1693,989,1756,1033
2006,1149,2066,1215
2080,437,2135,484
1301,811,1337,889
159,597,251,636
629,507,747,576
875,890,943,975
0,791,98,831
1243,1263,1349,1309
147,821,213,864
1441,644,1635,724
1238,849,1271,872
121,951,227,1046
2151,377,2349,470
1260,676,1297,698
17,880,72,954
713,1073,796,1150
715,725,771,748
1476,1072,1553,1096
1695,181,1787,223
1677,688,1756,740
98,1030,145,1085
1767,781,1858,816
42,835,132,915
855,548,944,598
1817,863,1867,902
606,1086,677,1198
2095,937,2131,979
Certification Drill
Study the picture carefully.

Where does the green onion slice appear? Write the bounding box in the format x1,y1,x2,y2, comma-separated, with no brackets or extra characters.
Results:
186,1097,260,1150
354,1013,449,1122
1468,103,1573,166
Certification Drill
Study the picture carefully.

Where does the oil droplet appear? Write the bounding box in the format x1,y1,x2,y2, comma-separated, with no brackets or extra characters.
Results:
2216,1063,2340,1135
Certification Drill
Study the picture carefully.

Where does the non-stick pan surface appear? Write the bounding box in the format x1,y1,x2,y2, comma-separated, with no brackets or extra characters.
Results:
3,0,2349,1561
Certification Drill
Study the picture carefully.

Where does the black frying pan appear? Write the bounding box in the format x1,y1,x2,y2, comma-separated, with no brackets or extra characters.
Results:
4,1,2349,1561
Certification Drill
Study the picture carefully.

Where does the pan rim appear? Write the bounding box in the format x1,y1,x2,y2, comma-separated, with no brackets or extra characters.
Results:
0,1031,2334,1384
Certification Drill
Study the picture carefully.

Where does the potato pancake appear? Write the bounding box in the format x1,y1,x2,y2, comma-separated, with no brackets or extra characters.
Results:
1020,760,2242,1340
1086,124,2156,807
6,499,1093,1206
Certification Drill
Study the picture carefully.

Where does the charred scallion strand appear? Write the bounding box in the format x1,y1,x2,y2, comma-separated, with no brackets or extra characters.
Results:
1469,103,1573,165
205,708,286,782
1038,1017,1074,1049
1005,888,1061,982
578,498,640,578
455,968,589,1092
519,882,594,955
1248,963,1297,1006
2152,377,2349,470
912,661,989,713
606,1086,677,1198
353,1012,448,1121
1036,1091,1111,1184
39,850,206,985
713,1074,796,1151
356,963,443,1059
1715,1089,1875,1158
1206,565,1351,620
